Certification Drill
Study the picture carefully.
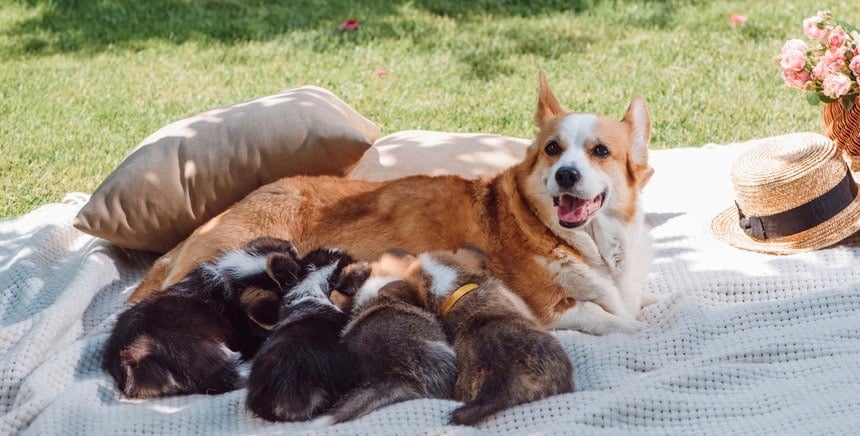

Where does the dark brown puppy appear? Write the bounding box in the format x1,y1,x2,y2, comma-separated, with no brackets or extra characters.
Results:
320,251,458,425
245,247,369,422
102,237,300,399
386,246,574,425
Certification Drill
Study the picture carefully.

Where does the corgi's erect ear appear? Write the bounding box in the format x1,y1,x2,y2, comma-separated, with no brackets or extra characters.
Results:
623,95,651,165
535,71,566,126
623,95,654,188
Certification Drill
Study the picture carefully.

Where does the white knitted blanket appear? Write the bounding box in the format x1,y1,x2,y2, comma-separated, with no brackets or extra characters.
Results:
2,137,860,435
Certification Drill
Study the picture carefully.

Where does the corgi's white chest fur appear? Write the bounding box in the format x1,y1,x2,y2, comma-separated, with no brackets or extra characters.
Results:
536,209,651,335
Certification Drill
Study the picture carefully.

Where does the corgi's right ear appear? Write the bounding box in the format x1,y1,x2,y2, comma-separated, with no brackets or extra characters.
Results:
266,252,301,290
379,280,422,307
535,71,566,126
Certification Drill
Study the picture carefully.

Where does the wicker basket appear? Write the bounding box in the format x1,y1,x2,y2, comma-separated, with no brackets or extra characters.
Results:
823,98,860,171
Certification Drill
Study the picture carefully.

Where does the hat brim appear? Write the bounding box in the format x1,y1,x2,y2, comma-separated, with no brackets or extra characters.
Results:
711,181,860,255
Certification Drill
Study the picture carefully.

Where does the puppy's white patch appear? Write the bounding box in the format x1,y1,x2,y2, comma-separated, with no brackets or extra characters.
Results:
284,263,338,307
310,415,335,428
219,344,242,364
354,275,399,308
217,250,266,280
418,253,458,296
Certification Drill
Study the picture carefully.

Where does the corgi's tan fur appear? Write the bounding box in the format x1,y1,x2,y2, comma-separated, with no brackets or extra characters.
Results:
131,72,653,334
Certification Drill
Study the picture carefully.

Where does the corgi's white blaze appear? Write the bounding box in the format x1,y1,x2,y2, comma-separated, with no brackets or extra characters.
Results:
545,114,609,201
418,253,459,296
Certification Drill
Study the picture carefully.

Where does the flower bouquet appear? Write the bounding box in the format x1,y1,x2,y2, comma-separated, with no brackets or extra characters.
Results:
777,11,860,158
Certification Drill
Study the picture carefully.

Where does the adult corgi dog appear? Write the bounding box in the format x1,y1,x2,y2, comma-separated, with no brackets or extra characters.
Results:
131,72,654,335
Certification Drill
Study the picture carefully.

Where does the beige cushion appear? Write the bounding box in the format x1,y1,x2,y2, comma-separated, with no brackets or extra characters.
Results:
348,130,530,181
74,86,380,253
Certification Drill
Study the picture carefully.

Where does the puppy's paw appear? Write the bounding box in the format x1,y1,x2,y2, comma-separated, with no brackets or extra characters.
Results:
640,291,661,308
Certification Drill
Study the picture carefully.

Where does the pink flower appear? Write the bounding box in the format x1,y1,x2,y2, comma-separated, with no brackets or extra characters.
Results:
822,73,852,98
850,55,860,74
812,50,847,78
782,38,808,53
782,69,811,90
780,49,807,72
730,14,748,26
373,68,389,78
339,19,359,31
803,16,828,41
828,27,847,50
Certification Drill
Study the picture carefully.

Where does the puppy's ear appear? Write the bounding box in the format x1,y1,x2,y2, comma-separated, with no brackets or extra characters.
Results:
535,71,566,126
334,261,371,297
622,95,653,189
379,280,422,307
240,287,281,329
246,237,299,259
266,252,301,290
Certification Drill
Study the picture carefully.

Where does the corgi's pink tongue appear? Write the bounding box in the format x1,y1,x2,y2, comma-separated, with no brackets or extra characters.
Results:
557,195,601,223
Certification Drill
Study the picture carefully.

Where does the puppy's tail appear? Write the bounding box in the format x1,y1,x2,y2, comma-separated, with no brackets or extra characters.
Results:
324,379,421,424
450,378,511,426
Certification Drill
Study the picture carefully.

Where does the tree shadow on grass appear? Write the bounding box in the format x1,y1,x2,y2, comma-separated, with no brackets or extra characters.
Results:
8,0,596,53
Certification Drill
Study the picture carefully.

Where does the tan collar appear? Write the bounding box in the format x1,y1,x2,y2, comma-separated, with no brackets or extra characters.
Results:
440,283,479,316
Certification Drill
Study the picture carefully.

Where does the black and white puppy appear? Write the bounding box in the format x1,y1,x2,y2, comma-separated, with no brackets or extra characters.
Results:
320,250,458,424
102,237,300,399
245,247,369,422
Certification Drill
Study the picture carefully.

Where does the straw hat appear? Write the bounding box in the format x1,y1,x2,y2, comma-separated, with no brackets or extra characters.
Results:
711,134,860,254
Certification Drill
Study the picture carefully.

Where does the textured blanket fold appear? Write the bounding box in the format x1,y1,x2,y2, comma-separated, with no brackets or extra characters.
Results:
2,140,859,435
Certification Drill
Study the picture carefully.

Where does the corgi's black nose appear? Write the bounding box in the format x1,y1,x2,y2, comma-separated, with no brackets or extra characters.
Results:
555,167,580,188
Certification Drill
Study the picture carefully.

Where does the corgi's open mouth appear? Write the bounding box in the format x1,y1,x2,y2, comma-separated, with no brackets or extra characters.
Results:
553,192,604,228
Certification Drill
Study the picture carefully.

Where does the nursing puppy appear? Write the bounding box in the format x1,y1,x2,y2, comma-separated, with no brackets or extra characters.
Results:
320,250,458,425
103,237,299,399
131,72,654,335
245,247,369,422
374,246,573,425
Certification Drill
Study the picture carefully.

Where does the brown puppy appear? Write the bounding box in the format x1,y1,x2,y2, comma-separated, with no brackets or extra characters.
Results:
131,72,654,335
372,246,574,425
319,250,457,425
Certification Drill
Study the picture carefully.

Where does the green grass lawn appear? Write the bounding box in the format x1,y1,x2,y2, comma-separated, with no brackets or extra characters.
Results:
2,0,859,217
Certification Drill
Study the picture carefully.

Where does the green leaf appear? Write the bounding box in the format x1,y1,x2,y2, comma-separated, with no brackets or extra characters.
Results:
835,19,858,33
806,92,823,105
818,93,838,104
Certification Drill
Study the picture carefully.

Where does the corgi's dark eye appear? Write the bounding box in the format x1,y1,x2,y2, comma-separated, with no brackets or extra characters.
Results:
593,144,610,157
545,140,561,156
